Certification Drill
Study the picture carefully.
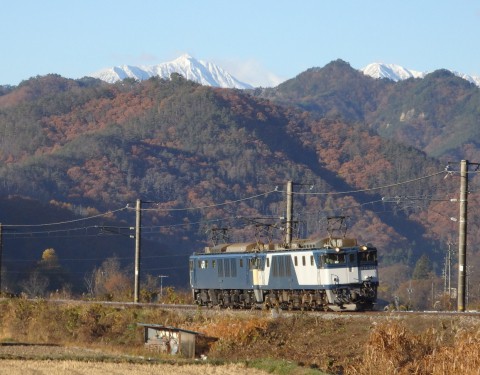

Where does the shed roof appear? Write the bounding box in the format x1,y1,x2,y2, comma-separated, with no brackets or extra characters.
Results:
137,323,204,336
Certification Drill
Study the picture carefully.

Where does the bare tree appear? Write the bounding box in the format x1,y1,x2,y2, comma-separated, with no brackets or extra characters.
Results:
84,269,96,297
86,257,131,301
21,271,49,298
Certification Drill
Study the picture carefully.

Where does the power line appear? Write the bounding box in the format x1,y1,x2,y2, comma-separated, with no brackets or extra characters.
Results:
2,206,128,228
3,216,226,236
0,193,456,241
0,171,448,229
131,189,279,212
1,266,187,276
134,217,224,230
2,195,452,240
280,170,447,196
3,225,112,236
0,169,458,248
2,253,188,263
381,195,457,203
3,233,119,240
1,218,230,240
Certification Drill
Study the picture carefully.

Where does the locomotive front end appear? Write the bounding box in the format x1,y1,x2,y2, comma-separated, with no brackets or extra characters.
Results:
319,241,379,311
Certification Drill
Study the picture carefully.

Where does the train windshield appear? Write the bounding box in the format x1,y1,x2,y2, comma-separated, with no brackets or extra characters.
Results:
359,250,377,264
321,253,346,266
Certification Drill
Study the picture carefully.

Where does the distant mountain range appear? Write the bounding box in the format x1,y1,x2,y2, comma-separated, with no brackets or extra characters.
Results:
361,62,480,87
89,54,253,89
89,54,480,89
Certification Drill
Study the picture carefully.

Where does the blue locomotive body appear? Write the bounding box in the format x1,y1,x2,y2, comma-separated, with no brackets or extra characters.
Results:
189,237,378,311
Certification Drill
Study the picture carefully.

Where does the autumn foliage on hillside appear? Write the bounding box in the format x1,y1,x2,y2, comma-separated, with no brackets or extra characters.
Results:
258,60,480,162
1,72,479,304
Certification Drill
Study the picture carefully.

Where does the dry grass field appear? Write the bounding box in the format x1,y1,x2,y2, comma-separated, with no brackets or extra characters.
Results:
0,299,479,374
0,343,270,375
0,360,267,375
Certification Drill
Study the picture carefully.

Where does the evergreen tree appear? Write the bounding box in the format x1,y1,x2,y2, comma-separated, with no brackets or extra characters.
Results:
412,254,432,280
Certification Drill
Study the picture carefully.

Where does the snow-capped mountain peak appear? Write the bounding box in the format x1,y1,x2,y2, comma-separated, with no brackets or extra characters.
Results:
90,54,253,89
361,62,480,87
361,63,425,81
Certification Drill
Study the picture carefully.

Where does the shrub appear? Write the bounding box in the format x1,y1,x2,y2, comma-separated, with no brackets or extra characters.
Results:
349,321,480,375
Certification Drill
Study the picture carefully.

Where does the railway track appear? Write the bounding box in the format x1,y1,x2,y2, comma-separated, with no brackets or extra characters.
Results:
5,298,477,319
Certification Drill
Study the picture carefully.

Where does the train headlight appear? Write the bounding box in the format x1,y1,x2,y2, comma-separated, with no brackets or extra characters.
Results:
335,247,341,252
360,245,368,251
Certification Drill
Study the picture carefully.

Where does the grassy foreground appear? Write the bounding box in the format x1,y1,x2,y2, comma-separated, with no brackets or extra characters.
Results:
0,299,479,374
0,360,271,375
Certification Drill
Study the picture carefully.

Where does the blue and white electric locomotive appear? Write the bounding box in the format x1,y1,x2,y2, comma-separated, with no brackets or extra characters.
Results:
189,183,379,311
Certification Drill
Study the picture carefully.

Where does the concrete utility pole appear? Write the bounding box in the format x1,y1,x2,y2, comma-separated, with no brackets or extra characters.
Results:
457,160,468,312
134,199,141,303
285,180,293,247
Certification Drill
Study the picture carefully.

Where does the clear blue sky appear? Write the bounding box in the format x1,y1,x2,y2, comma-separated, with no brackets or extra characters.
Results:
2,0,479,87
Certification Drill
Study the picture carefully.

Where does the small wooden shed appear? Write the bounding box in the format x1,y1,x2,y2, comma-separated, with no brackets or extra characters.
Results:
138,323,215,359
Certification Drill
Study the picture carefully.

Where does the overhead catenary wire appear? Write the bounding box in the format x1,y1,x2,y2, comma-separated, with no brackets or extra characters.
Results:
130,189,279,212
2,252,188,263
276,170,447,196
2,206,129,228
1,263,188,275
0,169,451,234
0,168,465,295
380,195,459,205
3,225,123,236
1,217,232,240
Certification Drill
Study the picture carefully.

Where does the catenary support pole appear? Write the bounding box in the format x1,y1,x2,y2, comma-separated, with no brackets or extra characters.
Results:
134,199,141,303
457,160,468,312
285,180,293,246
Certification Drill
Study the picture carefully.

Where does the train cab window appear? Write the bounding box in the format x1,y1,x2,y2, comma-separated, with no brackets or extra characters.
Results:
249,257,261,270
294,256,298,266
212,260,216,268
189,260,193,270
239,259,243,268
322,254,346,265
199,260,208,269
349,254,356,264
302,256,306,266
266,258,270,267
310,255,314,266
360,250,377,264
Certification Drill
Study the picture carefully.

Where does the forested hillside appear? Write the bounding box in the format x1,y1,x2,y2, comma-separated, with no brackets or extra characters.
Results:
0,71,478,309
256,59,480,161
